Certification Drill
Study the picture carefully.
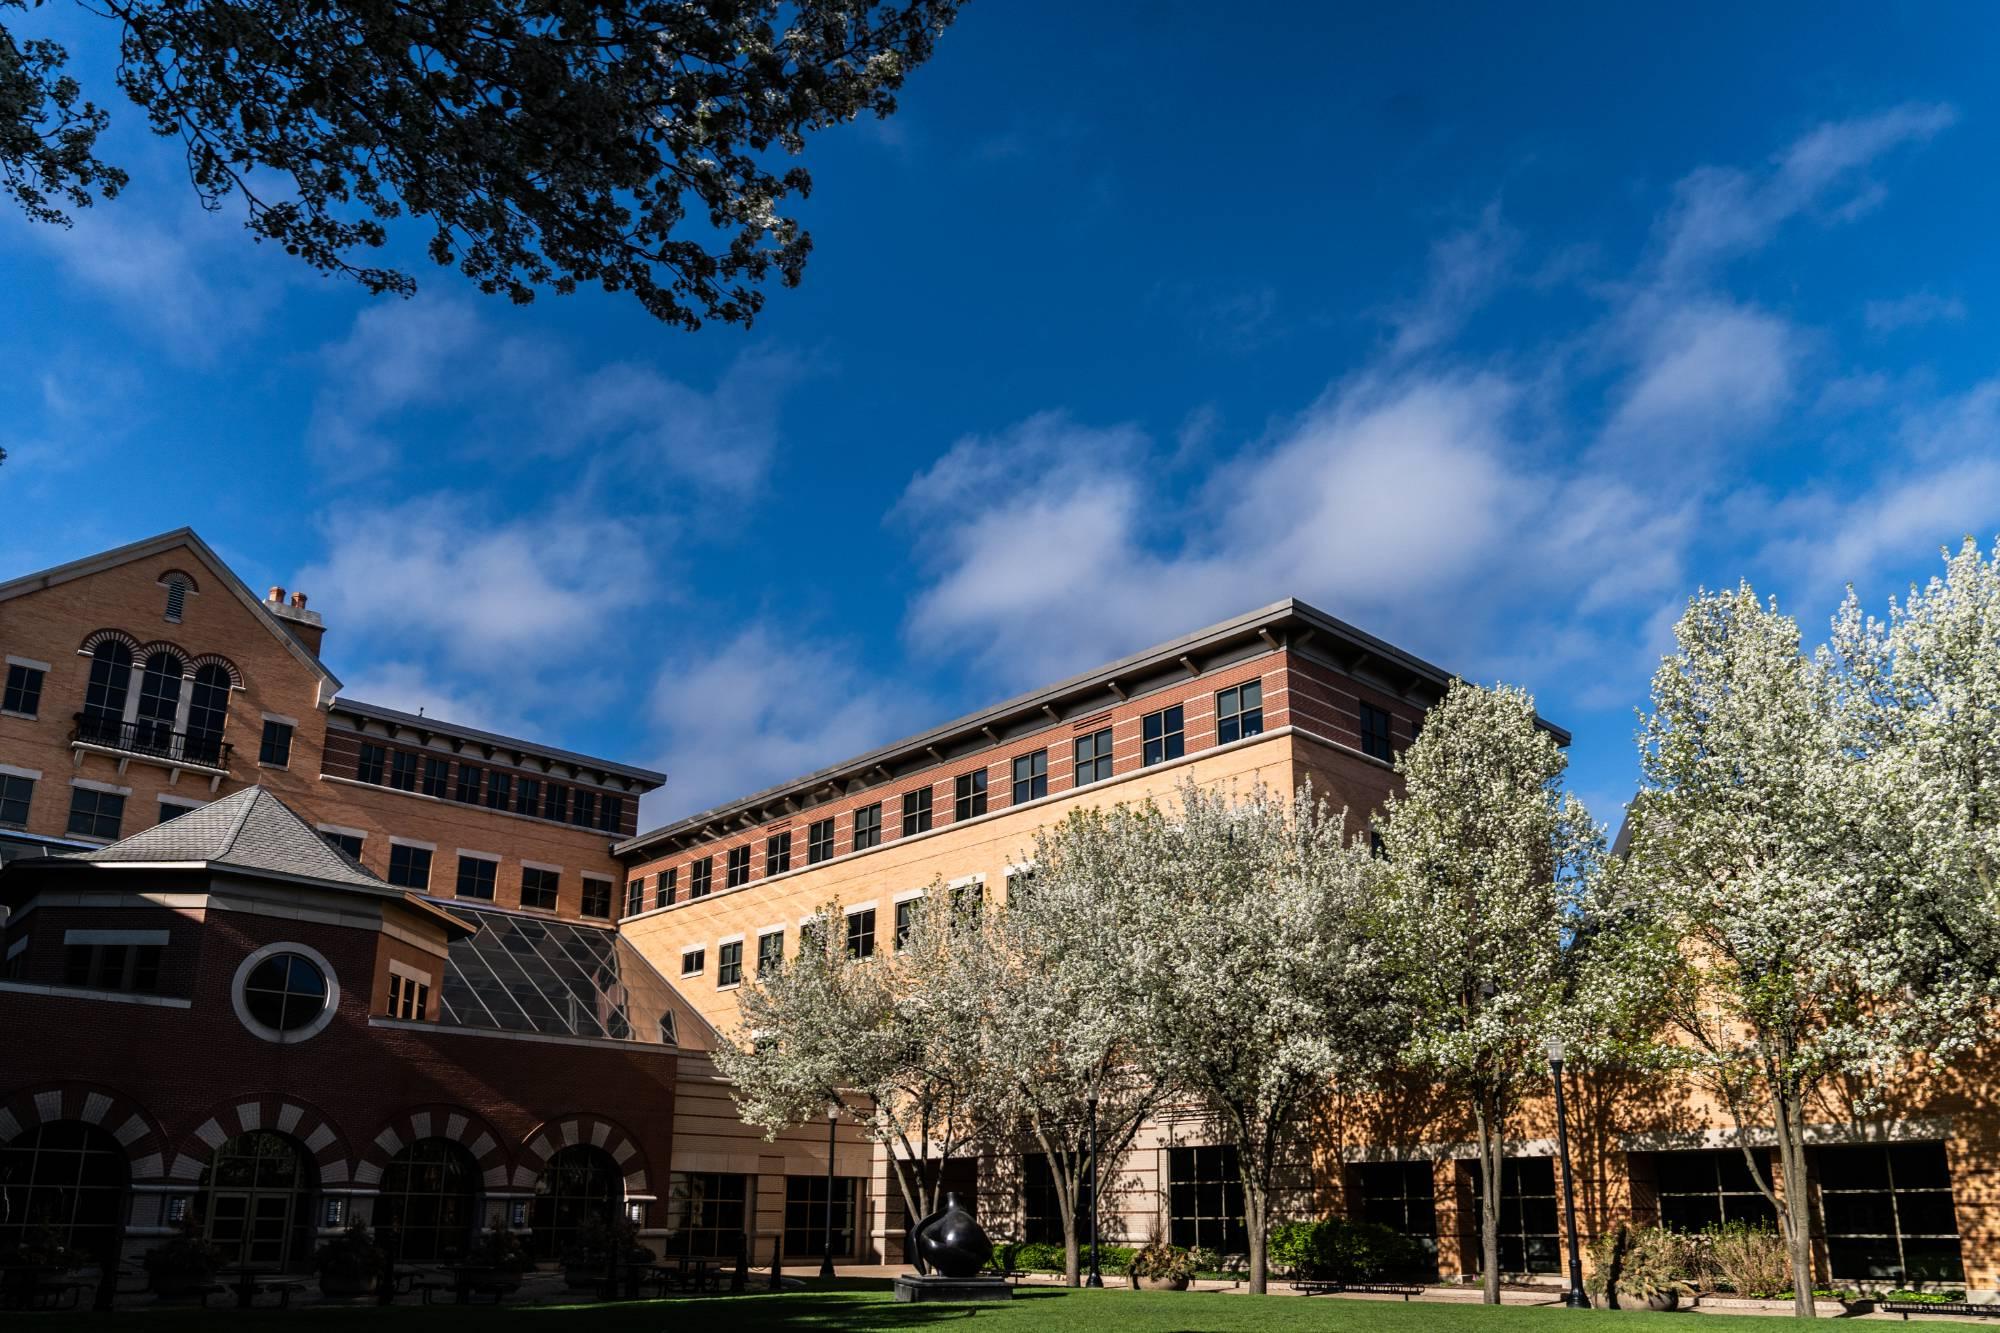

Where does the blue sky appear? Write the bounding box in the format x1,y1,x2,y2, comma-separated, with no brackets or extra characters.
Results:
5,2,1999,829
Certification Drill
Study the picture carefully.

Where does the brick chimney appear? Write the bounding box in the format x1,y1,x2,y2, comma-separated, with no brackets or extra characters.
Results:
267,584,327,656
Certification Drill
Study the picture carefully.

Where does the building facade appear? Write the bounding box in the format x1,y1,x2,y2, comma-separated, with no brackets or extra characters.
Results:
2,529,1993,1300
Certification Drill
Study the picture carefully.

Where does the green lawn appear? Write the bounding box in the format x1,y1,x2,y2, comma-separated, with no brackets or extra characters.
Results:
47,1282,1825,1330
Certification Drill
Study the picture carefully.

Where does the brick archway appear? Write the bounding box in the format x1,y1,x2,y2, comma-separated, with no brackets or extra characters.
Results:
354,1104,514,1193
0,1081,171,1183
165,1094,354,1187
513,1114,651,1197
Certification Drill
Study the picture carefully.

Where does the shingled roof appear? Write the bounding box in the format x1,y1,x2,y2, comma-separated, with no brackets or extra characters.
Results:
68,785,387,890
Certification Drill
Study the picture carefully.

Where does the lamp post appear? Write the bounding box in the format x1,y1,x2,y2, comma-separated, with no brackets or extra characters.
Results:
820,1103,838,1280
1085,1092,1103,1288
1547,1038,1589,1309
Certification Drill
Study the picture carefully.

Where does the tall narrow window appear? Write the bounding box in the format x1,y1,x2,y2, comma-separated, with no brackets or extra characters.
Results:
717,941,743,987
572,789,598,828
421,756,450,797
852,804,882,851
544,784,570,823
387,843,433,889
1142,705,1184,765
516,777,541,816
757,930,784,976
0,773,34,827
901,787,932,836
579,877,613,919
895,898,918,951
258,719,294,768
520,866,560,911
390,751,419,791
134,651,184,752
954,770,987,821
1012,750,1048,804
81,641,132,734
600,794,624,833
846,909,876,959
455,855,498,900
726,845,751,887
1073,728,1113,786
655,867,676,909
455,764,482,804
807,818,834,864
1216,681,1263,744
65,787,124,840
358,743,387,784
1359,702,1393,761
185,664,232,764
3,662,45,718
689,857,713,899
766,832,791,876
485,771,512,811
626,875,648,917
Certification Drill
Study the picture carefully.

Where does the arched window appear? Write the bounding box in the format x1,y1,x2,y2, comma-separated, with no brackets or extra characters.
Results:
530,1144,621,1261
199,1132,313,1271
377,1139,478,1263
81,641,133,740
185,664,232,765
133,652,184,753
0,1121,130,1264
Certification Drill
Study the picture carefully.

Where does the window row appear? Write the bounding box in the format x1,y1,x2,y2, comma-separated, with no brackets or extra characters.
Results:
353,742,626,833
319,829,615,920
637,684,1270,908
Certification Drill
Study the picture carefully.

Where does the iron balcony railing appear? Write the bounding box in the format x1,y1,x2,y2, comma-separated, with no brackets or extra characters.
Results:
72,712,232,769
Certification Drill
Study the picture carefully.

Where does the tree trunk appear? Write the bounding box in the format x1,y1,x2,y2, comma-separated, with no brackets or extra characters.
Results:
1243,1175,1269,1295
1474,1088,1502,1305
1771,1087,1817,1320
1059,1169,1082,1287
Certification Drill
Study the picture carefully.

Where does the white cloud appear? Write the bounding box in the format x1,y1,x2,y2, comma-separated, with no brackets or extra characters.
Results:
1385,202,1520,359
307,295,802,491
296,496,651,669
1607,299,1800,439
644,625,928,821
1864,290,1967,333
1653,103,1956,281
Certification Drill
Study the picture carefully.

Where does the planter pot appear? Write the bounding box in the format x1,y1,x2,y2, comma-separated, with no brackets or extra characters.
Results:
1133,1275,1190,1291
1645,1290,1680,1312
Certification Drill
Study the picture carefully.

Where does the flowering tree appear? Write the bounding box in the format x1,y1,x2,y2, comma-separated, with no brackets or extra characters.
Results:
715,895,991,1265
1120,779,1402,1295
1623,580,1999,1318
975,806,1172,1285
1373,681,1604,1305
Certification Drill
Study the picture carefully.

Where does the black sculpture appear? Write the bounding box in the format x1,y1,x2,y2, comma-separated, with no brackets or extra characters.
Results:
911,1192,993,1279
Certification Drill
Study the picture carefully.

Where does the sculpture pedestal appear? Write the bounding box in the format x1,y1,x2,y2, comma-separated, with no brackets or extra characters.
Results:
893,1274,1013,1303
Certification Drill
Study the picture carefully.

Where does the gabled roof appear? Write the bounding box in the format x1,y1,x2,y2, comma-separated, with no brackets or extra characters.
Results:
69,785,383,887
0,527,342,704
37,786,470,935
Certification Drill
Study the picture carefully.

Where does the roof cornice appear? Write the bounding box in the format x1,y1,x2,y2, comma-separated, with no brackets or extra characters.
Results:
329,698,666,789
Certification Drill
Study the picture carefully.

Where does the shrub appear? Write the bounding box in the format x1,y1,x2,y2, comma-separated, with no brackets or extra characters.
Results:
1126,1241,1195,1283
464,1222,531,1273
1701,1220,1790,1298
1585,1225,1693,1306
992,1241,1134,1273
313,1224,387,1289
143,1227,225,1296
1267,1218,1427,1282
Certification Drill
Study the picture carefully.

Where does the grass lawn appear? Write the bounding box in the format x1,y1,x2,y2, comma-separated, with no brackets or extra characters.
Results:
45,1281,1823,1330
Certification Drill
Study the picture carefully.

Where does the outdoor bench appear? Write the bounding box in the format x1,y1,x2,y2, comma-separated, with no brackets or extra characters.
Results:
1879,1300,2000,1320
1291,1280,1426,1300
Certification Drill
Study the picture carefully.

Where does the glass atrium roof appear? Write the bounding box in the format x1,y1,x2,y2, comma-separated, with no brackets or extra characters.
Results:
432,902,691,1047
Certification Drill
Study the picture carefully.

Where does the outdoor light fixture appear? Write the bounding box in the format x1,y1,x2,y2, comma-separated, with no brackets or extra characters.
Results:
166,1195,190,1224
1546,1037,1590,1310
821,1103,839,1279
324,1197,346,1227
627,1201,646,1225
510,1201,528,1228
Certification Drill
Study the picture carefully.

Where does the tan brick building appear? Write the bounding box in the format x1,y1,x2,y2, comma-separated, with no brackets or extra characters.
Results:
2,528,1993,1300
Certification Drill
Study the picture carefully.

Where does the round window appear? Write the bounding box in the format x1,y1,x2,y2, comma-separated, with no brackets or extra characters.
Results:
239,951,329,1034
